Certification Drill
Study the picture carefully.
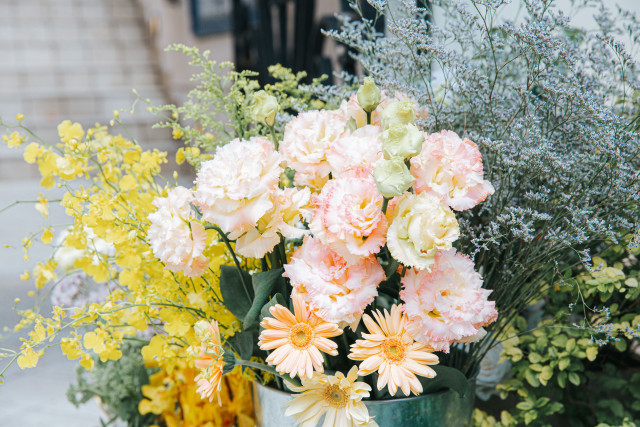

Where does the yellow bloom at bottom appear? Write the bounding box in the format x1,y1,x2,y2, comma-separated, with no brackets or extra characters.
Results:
285,366,376,427
348,304,438,396
140,362,254,427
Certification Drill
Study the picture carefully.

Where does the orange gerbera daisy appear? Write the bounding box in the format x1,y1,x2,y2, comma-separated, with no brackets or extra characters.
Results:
192,320,225,404
348,304,439,396
258,293,343,379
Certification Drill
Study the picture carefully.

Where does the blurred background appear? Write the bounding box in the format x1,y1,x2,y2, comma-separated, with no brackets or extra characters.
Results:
1,0,640,425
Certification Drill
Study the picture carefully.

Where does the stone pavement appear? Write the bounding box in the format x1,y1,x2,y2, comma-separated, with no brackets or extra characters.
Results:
0,0,172,425
0,0,173,181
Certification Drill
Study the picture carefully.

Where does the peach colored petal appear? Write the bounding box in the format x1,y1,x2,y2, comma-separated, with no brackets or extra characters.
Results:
400,250,497,352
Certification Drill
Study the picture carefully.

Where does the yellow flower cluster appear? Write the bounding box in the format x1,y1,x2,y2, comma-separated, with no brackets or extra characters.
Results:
139,362,254,427
1,119,253,420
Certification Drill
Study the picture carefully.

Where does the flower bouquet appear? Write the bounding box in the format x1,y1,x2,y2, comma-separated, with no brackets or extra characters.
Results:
150,75,499,425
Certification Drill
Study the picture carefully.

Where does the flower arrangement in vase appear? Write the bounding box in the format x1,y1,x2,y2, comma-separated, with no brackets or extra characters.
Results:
150,76,499,425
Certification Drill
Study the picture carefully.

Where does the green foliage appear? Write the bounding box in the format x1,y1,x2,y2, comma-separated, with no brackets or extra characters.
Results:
146,45,326,167
243,267,286,331
219,265,254,320
478,245,640,426
66,340,158,426
419,365,470,397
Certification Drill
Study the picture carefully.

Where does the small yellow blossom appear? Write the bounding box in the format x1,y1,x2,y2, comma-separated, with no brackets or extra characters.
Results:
172,128,184,140
41,228,53,244
3,131,26,148
17,346,40,369
176,147,185,165
57,120,85,143
16,113,24,121
23,142,43,163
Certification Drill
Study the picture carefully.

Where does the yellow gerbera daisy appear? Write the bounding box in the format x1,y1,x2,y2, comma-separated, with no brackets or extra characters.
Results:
284,366,377,427
348,304,439,396
192,320,225,403
258,293,343,379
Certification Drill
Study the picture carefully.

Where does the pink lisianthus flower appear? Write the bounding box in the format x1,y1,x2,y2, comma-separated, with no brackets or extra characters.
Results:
410,130,494,211
284,236,385,328
194,137,282,233
233,187,312,258
400,250,498,352
309,166,388,264
147,186,209,276
280,110,347,190
326,125,383,176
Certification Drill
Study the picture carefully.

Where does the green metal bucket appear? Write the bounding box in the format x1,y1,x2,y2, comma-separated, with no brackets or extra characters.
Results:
252,378,475,426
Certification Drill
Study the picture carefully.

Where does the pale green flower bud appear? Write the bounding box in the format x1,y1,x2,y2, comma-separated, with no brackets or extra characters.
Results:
251,90,279,126
381,123,425,160
373,157,415,198
357,77,381,113
381,99,415,130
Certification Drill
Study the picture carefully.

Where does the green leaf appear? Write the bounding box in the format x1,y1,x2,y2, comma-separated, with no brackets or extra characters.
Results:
546,402,564,414
568,372,580,386
614,339,627,352
551,335,567,348
565,338,576,352
243,268,285,331
384,258,400,279
418,365,469,397
535,397,550,408
528,352,542,364
557,371,567,388
524,410,537,425
609,399,625,418
516,401,534,411
558,358,570,371
585,346,598,362
540,366,553,382
220,265,254,320
525,370,540,387
259,293,287,324
227,330,254,360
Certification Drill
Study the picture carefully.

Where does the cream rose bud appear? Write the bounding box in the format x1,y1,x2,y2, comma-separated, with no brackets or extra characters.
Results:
357,76,381,113
381,99,415,130
373,157,415,198
381,123,424,159
250,90,278,126
386,193,460,270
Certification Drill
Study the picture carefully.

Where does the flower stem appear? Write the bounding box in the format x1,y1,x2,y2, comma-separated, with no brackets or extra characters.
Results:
268,126,279,150
236,359,302,388
205,224,251,298
381,197,389,214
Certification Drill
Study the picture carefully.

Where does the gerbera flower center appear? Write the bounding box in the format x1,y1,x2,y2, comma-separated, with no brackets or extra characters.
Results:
382,336,407,363
323,384,348,408
289,323,314,349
